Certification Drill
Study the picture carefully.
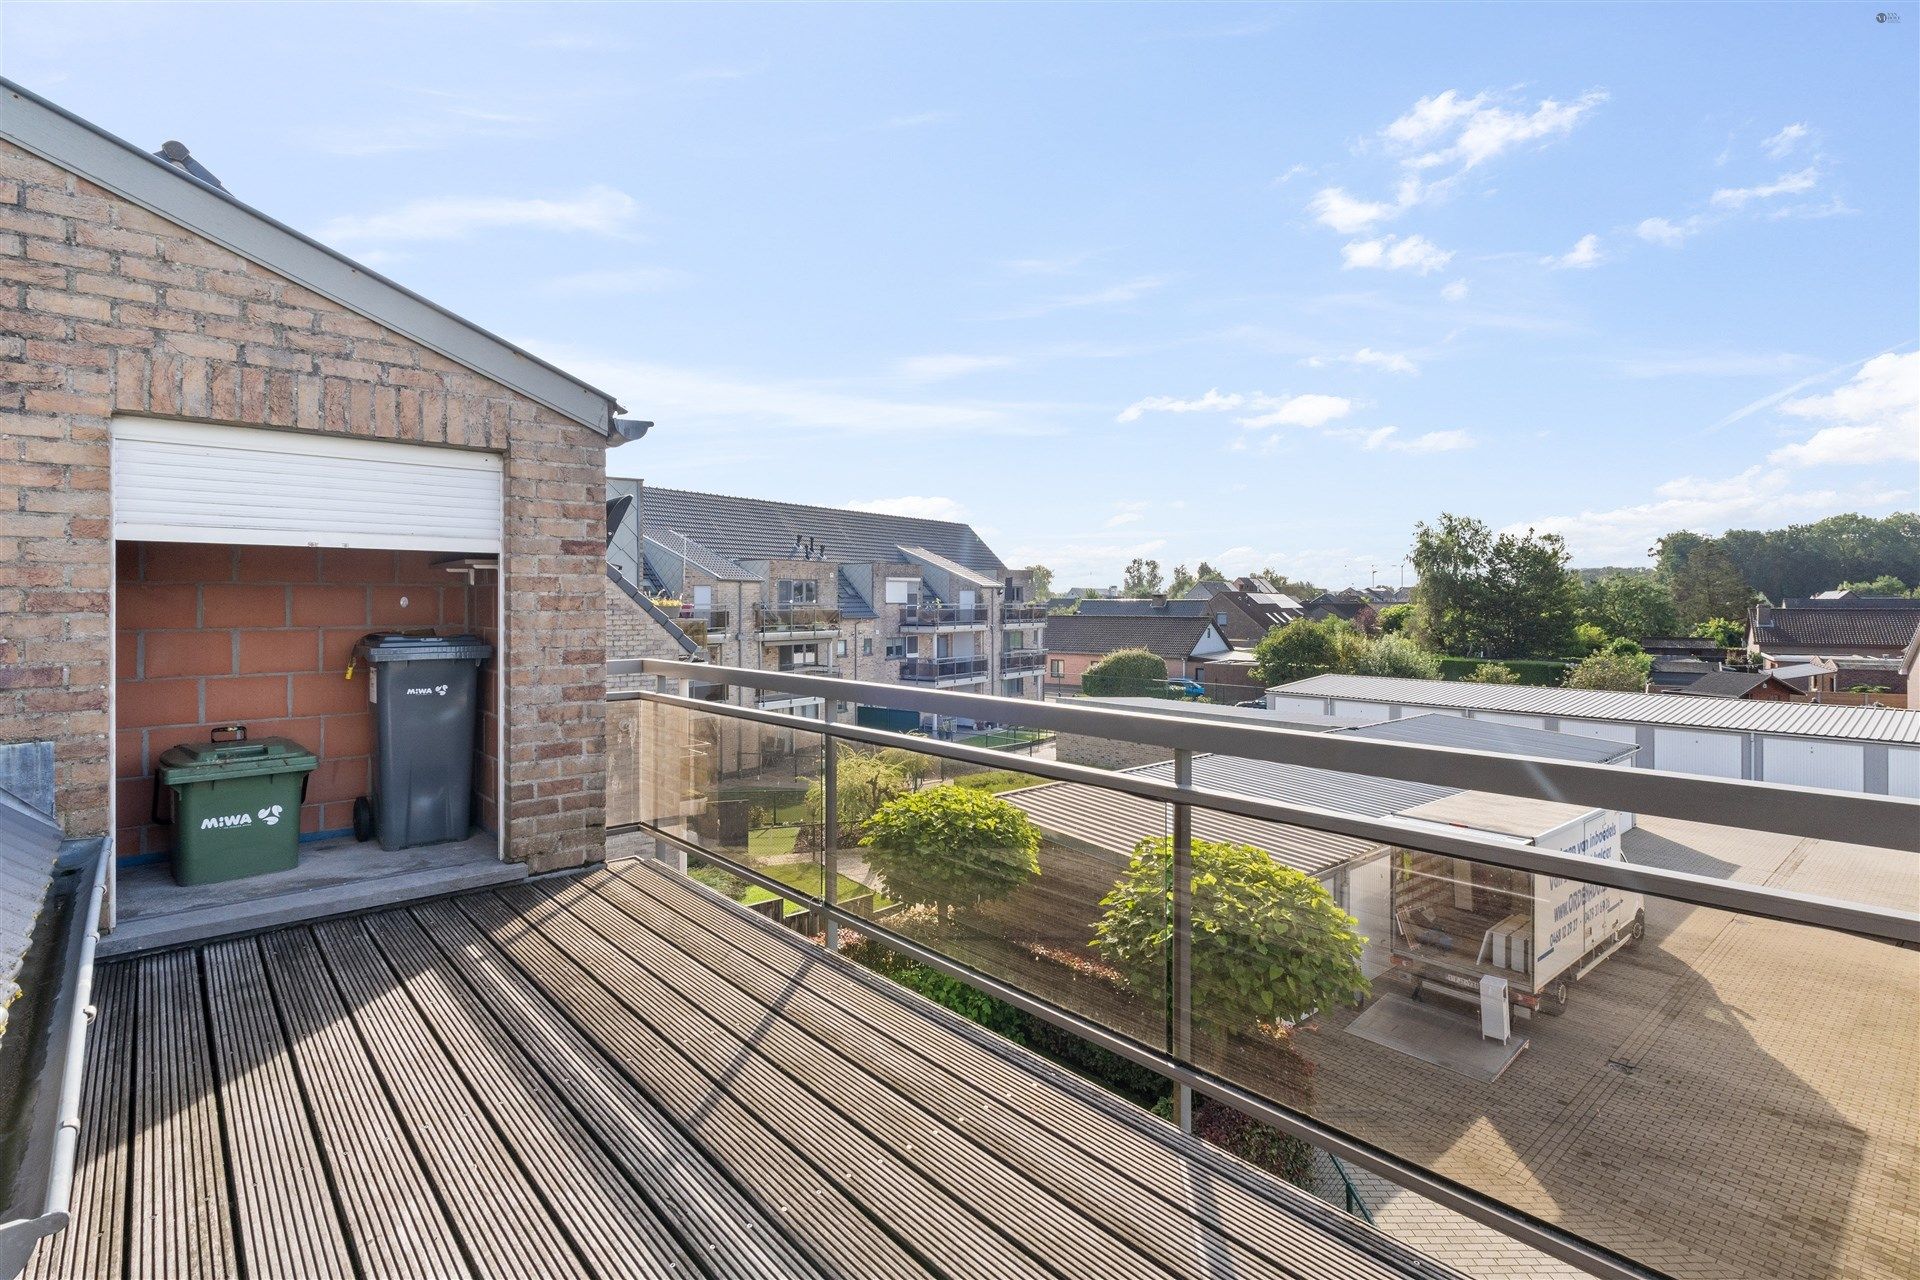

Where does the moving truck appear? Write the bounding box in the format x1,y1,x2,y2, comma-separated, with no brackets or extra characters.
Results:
1385,793,1645,1016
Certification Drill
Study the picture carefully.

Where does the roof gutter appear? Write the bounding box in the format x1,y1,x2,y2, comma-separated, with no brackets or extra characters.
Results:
0,77,626,437
0,836,110,1280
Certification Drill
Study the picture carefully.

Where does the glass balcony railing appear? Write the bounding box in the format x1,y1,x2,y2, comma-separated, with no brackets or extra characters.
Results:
1002,602,1048,624
898,655,991,683
901,603,989,628
1002,650,1045,673
753,603,840,636
605,659,1919,1280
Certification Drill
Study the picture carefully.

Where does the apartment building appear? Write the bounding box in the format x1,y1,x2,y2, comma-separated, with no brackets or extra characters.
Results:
606,482,1046,724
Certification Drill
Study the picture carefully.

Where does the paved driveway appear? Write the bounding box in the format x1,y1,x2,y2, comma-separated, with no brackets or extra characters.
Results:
1294,817,1919,1280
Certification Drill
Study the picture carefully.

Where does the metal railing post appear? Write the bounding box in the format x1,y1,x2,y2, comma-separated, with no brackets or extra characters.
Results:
822,736,840,950
1172,747,1193,1135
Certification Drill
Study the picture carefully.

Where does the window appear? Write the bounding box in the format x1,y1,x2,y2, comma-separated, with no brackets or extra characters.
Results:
1216,612,1229,628
861,637,873,656
836,639,848,657
884,577,916,605
777,579,819,605
1049,659,1064,677
886,639,907,660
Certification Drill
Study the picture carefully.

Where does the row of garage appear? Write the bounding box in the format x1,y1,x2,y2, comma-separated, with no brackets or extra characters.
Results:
1268,674,1920,798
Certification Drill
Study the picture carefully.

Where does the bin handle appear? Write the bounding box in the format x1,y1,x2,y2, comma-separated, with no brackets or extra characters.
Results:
211,724,247,743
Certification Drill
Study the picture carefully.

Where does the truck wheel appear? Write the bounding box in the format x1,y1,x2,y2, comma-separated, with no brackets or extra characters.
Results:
1408,979,1424,1003
1626,910,1647,946
1541,981,1570,1016
352,796,375,843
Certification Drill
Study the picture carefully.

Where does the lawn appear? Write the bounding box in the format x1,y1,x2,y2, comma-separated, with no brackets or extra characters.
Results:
720,784,811,823
957,728,1052,751
737,860,896,915
944,769,1040,795
746,825,800,857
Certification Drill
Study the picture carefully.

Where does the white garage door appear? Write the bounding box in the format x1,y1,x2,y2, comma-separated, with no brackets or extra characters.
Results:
1653,728,1744,778
1762,739,1865,791
1888,749,1920,799
112,417,503,553
1333,700,1390,718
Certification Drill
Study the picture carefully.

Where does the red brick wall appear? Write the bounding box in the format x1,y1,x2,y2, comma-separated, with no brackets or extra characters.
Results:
116,542,477,857
0,138,609,870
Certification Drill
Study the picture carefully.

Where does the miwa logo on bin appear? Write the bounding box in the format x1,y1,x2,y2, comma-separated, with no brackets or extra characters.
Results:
200,803,285,831
405,683,451,697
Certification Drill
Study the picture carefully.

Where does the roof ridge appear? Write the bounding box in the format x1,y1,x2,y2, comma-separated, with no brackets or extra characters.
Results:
642,484,976,533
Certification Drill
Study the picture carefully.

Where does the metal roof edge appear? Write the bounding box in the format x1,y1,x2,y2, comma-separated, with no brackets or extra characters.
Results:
607,566,703,656
0,77,624,436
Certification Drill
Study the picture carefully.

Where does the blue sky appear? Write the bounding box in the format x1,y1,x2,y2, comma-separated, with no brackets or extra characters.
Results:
6,2,1915,587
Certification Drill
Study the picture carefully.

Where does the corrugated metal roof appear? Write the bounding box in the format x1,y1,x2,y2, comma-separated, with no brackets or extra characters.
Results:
1342,713,1638,764
1084,698,1376,730
1272,674,1920,744
1004,754,1452,878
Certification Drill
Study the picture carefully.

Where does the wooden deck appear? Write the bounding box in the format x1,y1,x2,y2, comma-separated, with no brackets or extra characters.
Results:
28,859,1456,1280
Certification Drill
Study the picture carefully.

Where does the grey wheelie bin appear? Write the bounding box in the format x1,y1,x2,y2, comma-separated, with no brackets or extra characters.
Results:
350,633,493,851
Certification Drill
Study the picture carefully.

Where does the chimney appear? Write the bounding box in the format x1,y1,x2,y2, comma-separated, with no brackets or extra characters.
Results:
1150,594,1168,610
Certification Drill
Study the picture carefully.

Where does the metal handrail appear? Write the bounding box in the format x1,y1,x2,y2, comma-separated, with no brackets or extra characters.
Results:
610,679,1917,948
614,658,1920,856
901,604,990,627
1328,1153,1375,1224
753,604,841,632
899,656,991,682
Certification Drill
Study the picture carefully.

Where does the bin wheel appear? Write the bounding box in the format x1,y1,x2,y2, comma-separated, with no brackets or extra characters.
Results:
352,796,375,843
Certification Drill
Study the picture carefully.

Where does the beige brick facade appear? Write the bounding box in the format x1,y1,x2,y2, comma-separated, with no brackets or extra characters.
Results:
0,139,610,871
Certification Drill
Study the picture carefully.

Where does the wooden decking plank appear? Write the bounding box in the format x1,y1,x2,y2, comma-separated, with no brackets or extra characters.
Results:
25,963,135,1280
456,888,952,1280
200,938,356,1280
354,908,703,1280
542,876,1195,1280
307,919,593,1280
257,927,473,1280
612,863,1448,1280
494,881,1083,1280
405,898,832,1280
127,949,235,1280
582,870,1298,1280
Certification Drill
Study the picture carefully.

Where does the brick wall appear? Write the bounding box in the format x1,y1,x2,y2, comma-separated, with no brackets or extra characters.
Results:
0,138,608,870
116,542,476,856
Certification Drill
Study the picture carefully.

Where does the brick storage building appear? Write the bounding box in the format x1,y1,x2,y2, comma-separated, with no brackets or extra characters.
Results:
0,78,647,876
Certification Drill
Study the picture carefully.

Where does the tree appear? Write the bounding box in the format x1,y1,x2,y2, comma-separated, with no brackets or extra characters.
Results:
1579,573,1680,641
1094,837,1368,1031
1167,564,1196,598
1022,564,1055,600
1251,618,1355,686
805,751,911,830
1663,540,1753,628
875,746,936,790
1345,633,1441,679
1691,617,1745,648
1409,514,1579,659
1193,560,1221,584
1566,649,1652,691
1461,662,1521,684
1121,557,1165,597
1081,647,1170,697
1376,603,1415,634
1838,574,1912,596
1656,513,1920,602
860,787,1041,921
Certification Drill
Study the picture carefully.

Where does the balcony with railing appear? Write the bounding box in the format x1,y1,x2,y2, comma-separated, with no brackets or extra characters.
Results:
897,654,991,685
1002,602,1049,625
900,603,989,630
602,658,1920,1280
752,602,841,638
1003,649,1046,673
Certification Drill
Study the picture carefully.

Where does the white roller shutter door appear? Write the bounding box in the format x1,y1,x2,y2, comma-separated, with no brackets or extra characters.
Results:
1761,739,1865,791
112,417,502,553
1653,728,1743,778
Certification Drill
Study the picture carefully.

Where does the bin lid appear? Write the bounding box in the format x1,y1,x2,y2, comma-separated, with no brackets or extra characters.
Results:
157,733,318,785
354,632,494,663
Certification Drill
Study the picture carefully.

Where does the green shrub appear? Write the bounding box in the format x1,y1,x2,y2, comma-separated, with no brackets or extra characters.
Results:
1436,656,1570,685
1095,837,1368,1032
1376,603,1415,634
1460,662,1521,684
1251,618,1358,685
1082,647,1172,697
1566,649,1653,691
805,751,911,831
1345,633,1441,679
1152,1095,1315,1186
860,786,1042,921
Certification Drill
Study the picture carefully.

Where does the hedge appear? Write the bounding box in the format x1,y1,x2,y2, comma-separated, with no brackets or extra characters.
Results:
1436,656,1573,686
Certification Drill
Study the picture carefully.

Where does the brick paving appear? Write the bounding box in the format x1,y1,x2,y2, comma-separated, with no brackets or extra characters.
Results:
1294,817,1918,1280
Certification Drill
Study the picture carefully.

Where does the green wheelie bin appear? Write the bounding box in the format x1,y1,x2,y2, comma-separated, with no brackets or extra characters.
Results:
155,725,317,886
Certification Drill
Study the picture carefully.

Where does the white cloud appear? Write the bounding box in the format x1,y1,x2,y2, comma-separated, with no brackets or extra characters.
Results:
1003,537,1168,587
1115,388,1246,423
1237,393,1353,430
1440,279,1470,302
322,185,641,245
1711,167,1818,208
895,353,1017,382
1348,347,1420,375
542,266,685,295
1635,215,1703,247
1762,123,1810,159
1341,234,1453,275
1542,233,1603,269
1769,352,1920,468
1393,90,1607,172
1271,163,1310,186
843,496,969,521
1104,501,1152,528
1334,426,1475,453
1310,186,1402,234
